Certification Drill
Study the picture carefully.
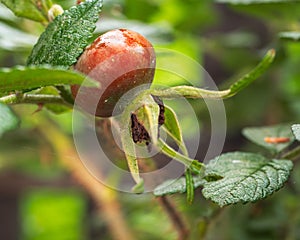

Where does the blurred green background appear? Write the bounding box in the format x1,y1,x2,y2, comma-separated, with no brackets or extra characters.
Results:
0,0,300,239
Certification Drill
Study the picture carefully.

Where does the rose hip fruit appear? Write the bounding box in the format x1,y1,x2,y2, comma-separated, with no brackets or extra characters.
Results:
71,29,156,117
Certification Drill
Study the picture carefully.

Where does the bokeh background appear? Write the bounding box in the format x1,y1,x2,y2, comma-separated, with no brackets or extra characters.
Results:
0,0,300,239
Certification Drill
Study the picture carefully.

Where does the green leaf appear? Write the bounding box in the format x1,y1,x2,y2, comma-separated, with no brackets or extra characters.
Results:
134,95,160,145
151,49,275,99
0,103,20,137
120,115,144,192
242,123,294,153
202,152,293,207
153,175,205,196
0,0,51,22
292,124,300,141
0,65,98,93
227,49,275,97
279,31,300,41
27,0,103,67
162,105,188,155
132,179,144,194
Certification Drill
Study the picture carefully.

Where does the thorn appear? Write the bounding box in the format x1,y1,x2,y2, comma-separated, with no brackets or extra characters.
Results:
32,103,44,115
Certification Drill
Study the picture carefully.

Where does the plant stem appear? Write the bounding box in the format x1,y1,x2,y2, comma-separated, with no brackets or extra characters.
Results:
157,196,189,240
0,93,72,107
281,145,300,160
157,138,205,173
38,117,136,240
150,86,230,99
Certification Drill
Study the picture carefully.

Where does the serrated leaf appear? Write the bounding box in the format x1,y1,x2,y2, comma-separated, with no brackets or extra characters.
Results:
0,0,51,22
279,31,300,41
27,0,103,67
202,152,293,207
292,124,300,141
0,65,98,93
153,175,205,196
242,123,294,153
163,105,187,155
0,103,20,137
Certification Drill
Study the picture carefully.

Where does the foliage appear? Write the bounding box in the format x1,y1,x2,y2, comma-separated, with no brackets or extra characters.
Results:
0,0,52,23
27,0,103,67
242,123,294,153
0,0,300,239
202,152,293,207
0,65,98,93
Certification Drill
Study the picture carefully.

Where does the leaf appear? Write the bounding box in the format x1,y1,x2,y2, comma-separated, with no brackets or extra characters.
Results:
153,175,205,196
27,0,103,67
279,31,300,41
202,152,293,207
0,65,98,93
0,103,20,137
227,49,275,97
292,124,300,141
162,105,188,155
134,95,160,145
151,49,275,99
242,123,294,153
0,0,51,22
216,0,294,4
120,116,144,192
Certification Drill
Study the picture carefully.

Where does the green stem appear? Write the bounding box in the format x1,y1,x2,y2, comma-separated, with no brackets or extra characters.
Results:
157,138,205,173
150,86,230,99
185,168,194,204
281,145,300,160
0,93,72,107
150,49,275,100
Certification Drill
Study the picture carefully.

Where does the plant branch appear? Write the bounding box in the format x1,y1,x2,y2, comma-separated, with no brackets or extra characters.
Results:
156,196,189,240
0,93,72,107
281,145,300,161
37,117,136,240
150,86,230,99
157,138,205,173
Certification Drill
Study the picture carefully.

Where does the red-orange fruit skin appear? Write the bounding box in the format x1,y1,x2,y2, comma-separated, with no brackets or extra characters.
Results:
71,29,156,117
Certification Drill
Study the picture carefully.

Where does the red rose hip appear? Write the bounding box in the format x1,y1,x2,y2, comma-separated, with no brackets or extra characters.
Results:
71,29,156,117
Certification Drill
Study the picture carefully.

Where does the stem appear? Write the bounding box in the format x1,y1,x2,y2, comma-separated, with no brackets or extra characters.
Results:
0,93,72,107
281,145,300,160
150,86,230,99
156,196,189,240
38,118,136,240
157,138,205,173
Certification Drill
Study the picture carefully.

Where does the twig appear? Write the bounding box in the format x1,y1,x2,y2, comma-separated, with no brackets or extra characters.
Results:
281,145,300,161
37,117,135,240
156,196,189,240
0,93,72,107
